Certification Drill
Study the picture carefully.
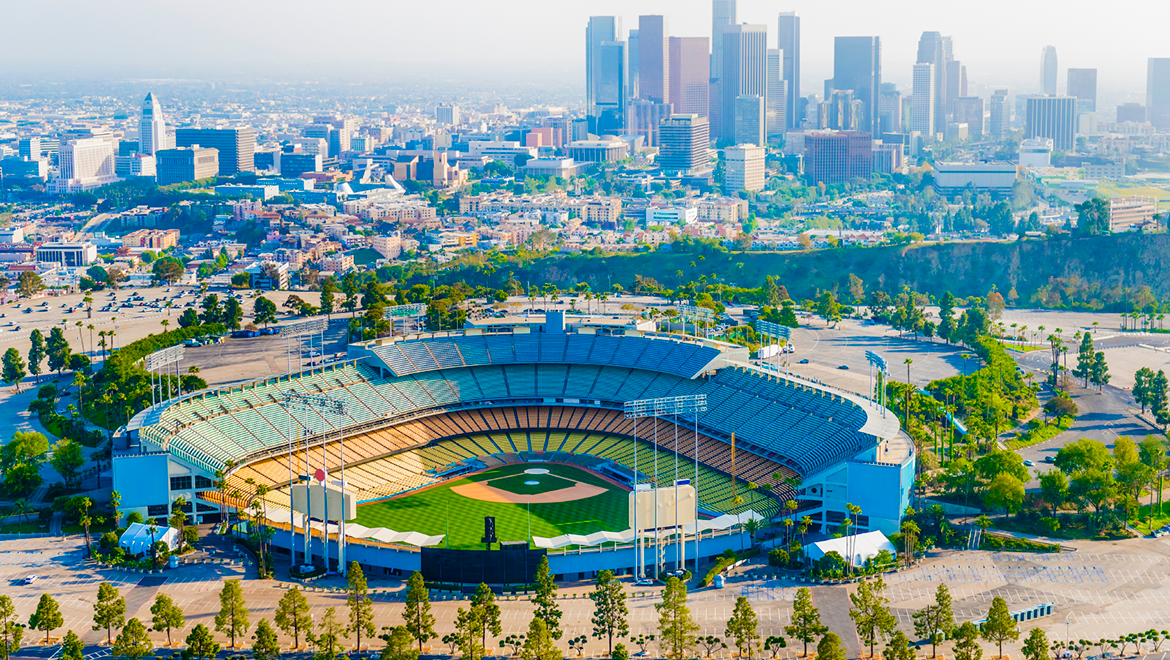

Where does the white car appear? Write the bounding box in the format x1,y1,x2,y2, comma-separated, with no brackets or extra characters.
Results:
20,575,38,585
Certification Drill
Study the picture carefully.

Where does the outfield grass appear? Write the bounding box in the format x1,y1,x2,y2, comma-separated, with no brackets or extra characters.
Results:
354,463,628,549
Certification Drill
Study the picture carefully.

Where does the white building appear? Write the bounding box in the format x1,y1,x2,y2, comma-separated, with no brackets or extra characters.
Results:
49,138,118,193
140,92,168,155
645,205,698,225
37,242,98,267
371,233,403,259
724,144,766,193
1019,138,1054,169
115,154,156,177
932,161,1018,197
911,63,936,139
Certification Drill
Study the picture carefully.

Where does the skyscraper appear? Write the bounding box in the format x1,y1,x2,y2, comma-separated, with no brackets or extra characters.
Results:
1025,96,1076,150
638,16,669,103
175,127,256,175
659,114,711,174
911,64,936,138
945,60,966,113
776,12,801,129
724,144,766,192
720,23,768,142
587,17,625,134
1066,69,1097,112
833,36,881,135
805,131,872,184
878,83,901,134
710,0,736,82
1040,46,1058,95
733,95,765,145
626,100,674,146
1148,58,1170,130
989,89,1010,139
139,93,167,156
669,37,710,116
766,49,788,140
628,30,640,101
916,32,949,135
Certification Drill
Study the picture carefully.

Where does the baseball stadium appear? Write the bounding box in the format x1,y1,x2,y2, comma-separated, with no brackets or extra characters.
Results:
114,312,914,582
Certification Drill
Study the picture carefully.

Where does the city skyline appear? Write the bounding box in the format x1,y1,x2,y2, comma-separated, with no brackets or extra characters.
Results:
0,0,1162,99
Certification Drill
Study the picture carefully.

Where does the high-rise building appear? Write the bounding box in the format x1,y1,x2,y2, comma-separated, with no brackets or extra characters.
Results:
628,30,640,101
139,92,167,156
436,104,460,125
658,114,711,174
916,32,949,135
638,16,669,103
724,143,766,192
1040,46,1058,95
156,146,219,185
952,97,985,138
314,115,354,156
18,137,40,161
911,64,936,139
720,23,768,142
946,60,966,114
587,17,628,136
1066,69,1097,112
49,138,118,193
833,36,881,135
1025,96,1076,150
805,130,872,184
878,83,901,134
1148,58,1170,130
711,0,736,82
766,49,787,140
1116,102,1146,123
733,95,765,145
175,127,255,175
989,89,1010,139
626,100,674,146
821,90,863,131
776,12,801,129
669,37,709,116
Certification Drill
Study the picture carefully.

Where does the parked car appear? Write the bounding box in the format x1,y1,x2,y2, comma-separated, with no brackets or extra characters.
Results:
837,364,850,370
20,575,37,585
1023,459,1035,467
1043,456,1056,463
798,358,809,364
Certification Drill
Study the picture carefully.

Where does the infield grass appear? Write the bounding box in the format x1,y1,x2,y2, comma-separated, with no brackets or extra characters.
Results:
354,463,628,549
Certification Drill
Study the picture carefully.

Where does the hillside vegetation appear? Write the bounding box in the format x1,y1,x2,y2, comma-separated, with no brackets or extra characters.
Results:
453,234,1170,309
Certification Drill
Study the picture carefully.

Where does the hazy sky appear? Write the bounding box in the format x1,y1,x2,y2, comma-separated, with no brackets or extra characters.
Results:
3,0,1160,98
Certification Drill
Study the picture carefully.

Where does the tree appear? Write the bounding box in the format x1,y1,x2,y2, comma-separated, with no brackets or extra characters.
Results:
885,631,916,660
46,327,70,375
113,618,152,660
532,556,563,639
785,587,827,657
403,572,436,652
178,308,200,328
1073,333,1095,387
215,579,251,648
185,624,221,660
2,348,25,388
27,329,45,384
913,584,955,658
0,594,23,660
320,279,337,318
985,473,1026,514
381,626,419,660
150,593,185,647
275,587,312,650
50,439,85,488
589,570,628,656
223,297,244,330
152,257,185,285
93,581,127,645
1023,627,1049,660
656,577,699,660
981,597,1019,658
470,582,502,653
1075,197,1110,235
726,596,760,660
849,576,896,658
453,607,484,660
16,271,45,298
254,296,278,326
61,629,83,660
253,619,283,660
29,593,64,644
520,618,561,660
1090,351,1110,391
764,636,787,660
815,632,846,660
938,291,957,344
1152,370,1170,429
347,562,376,651
952,622,983,660
1133,367,1156,412
200,294,222,325
309,607,348,660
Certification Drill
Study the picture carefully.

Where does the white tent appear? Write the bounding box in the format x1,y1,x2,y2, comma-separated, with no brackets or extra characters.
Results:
806,530,896,567
533,510,764,550
119,523,179,555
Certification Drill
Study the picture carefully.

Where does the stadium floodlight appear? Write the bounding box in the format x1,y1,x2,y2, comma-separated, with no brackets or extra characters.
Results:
624,394,707,577
285,318,329,337
279,389,351,574
865,350,888,372
865,351,889,414
755,320,791,340
145,345,185,407
676,304,716,338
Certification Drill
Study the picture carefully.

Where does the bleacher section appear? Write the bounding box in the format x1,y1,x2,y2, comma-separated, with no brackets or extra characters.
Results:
144,337,877,490
367,333,721,380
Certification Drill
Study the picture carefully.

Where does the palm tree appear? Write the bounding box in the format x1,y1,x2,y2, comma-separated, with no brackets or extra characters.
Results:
13,498,32,522
903,358,914,432
75,321,85,354
78,497,93,556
